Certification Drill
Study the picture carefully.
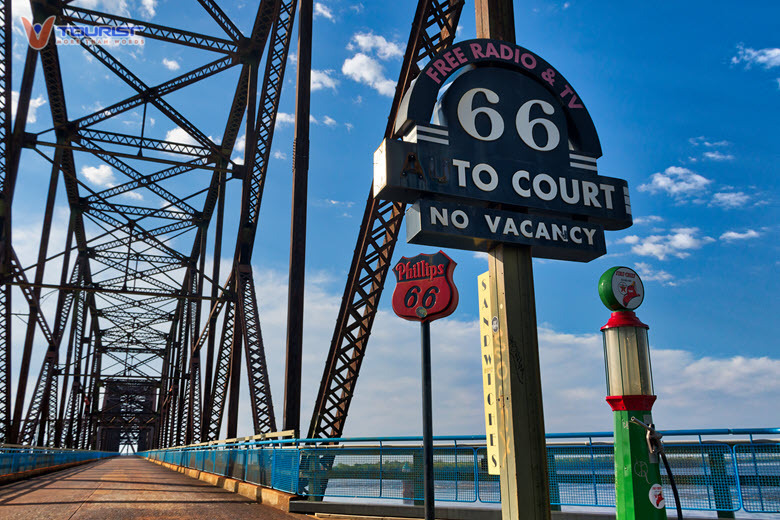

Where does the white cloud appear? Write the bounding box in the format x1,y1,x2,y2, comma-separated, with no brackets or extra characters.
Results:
183,265,780,440
731,44,780,69
720,229,760,242
235,133,246,153
703,150,734,161
638,166,712,198
689,136,730,147
711,191,750,209
141,0,157,18
319,199,355,209
342,53,396,97
81,164,116,186
231,134,247,165
311,69,339,91
344,122,354,132
11,92,47,124
121,191,144,201
162,58,180,71
350,3,364,13
109,0,131,17
12,0,31,22
634,262,675,286
348,32,403,60
619,227,715,260
656,350,780,401
164,127,199,146
314,2,335,21
75,0,131,18
322,115,337,127
12,207,69,283
537,329,780,432
163,127,217,155
275,112,295,128
309,115,318,125
563,2,571,9
272,150,287,160
632,215,663,225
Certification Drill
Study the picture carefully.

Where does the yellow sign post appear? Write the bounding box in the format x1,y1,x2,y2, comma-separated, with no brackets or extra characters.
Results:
478,271,500,475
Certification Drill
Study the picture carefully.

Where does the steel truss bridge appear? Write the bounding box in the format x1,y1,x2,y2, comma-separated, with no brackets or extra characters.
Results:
0,0,466,451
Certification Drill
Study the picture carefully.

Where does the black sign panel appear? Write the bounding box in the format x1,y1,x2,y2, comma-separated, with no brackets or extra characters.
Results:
406,199,606,262
372,39,632,261
375,66,631,231
375,138,630,230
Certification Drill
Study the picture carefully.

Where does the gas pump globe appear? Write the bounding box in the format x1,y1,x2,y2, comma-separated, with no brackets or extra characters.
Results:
598,267,668,520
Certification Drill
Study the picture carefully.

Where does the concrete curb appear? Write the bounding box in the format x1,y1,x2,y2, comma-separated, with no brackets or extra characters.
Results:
144,456,300,512
290,501,747,520
0,458,99,486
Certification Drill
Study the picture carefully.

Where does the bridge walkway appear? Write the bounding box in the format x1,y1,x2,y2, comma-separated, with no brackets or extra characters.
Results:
0,456,301,520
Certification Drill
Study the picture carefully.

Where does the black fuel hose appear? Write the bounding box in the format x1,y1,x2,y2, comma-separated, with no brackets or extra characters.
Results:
660,451,683,519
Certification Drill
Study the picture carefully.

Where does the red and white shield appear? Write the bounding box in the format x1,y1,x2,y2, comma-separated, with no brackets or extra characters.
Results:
391,251,458,322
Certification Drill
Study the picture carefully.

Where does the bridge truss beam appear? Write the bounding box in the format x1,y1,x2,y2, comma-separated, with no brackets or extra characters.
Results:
1,0,295,450
307,0,465,440
2,0,465,452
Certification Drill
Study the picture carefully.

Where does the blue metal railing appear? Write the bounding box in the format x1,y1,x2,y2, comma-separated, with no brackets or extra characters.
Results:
0,446,116,476
139,428,780,514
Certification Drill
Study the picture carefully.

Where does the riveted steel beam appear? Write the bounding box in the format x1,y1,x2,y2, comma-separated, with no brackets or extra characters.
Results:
308,0,464,441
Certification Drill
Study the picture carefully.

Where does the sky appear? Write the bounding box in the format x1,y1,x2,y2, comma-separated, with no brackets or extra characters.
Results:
7,0,780,442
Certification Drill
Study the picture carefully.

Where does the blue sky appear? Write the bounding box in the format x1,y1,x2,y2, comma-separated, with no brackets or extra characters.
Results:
9,0,780,439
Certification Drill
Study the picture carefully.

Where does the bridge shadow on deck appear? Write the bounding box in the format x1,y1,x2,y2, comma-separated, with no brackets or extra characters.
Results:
0,456,301,519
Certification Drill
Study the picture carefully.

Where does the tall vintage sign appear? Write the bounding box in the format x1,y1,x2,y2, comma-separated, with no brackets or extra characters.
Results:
374,39,632,261
375,36,634,520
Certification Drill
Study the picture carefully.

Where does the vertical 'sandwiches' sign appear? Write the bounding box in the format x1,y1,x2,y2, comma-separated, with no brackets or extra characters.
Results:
478,271,501,475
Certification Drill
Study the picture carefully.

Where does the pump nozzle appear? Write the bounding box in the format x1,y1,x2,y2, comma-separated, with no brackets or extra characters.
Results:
630,416,664,455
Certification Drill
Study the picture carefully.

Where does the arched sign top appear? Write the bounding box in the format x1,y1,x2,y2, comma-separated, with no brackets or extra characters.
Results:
394,39,602,157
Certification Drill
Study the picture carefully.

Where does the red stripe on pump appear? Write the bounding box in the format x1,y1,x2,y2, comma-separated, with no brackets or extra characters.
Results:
606,395,657,411
601,311,649,331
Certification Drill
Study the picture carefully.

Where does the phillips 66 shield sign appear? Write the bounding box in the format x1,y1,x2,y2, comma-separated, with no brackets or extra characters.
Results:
392,251,459,322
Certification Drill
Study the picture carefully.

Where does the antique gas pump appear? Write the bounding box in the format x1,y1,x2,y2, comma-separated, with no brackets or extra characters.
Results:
599,266,671,519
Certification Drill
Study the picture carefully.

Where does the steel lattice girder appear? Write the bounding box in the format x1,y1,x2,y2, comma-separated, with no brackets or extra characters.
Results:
2,0,465,451
0,0,13,445
2,0,297,450
308,0,465,440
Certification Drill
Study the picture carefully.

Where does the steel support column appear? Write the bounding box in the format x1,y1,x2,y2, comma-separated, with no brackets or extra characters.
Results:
0,0,12,444
12,148,63,443
283,0,312,436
